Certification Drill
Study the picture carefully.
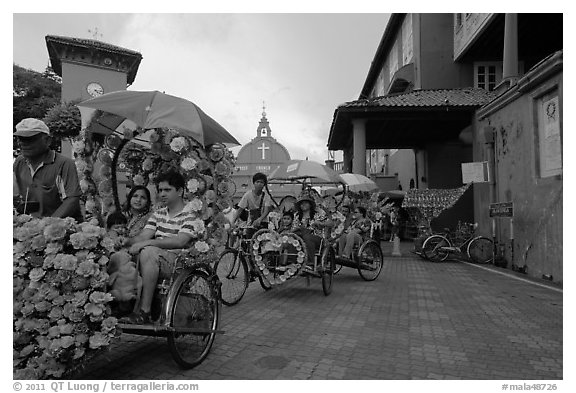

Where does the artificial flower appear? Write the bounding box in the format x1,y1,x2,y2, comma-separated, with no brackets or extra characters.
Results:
181,157,198,171
170,136,187,152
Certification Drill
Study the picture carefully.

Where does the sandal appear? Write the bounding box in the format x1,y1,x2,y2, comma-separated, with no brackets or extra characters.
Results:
120,309,151,325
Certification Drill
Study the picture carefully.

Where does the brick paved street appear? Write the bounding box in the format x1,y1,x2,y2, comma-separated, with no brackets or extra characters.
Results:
77,242,562,380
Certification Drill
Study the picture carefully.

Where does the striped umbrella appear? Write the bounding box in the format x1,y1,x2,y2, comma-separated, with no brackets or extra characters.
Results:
340,173,379,193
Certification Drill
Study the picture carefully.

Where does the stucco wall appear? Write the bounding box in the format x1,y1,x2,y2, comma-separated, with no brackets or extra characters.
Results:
473,73,563,283
419,14,473,89
426,141,474,231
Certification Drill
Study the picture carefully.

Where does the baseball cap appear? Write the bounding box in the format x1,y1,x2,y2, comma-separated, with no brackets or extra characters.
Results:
14,118,50,137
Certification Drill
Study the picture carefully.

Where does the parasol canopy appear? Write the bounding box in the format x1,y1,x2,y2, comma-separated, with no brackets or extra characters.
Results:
77,90,240,147
402,184,471,223
268,159,344,184
339,173,379,193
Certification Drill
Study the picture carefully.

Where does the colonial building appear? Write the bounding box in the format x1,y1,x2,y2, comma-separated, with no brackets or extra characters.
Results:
231,107,298,203
327,13,563,283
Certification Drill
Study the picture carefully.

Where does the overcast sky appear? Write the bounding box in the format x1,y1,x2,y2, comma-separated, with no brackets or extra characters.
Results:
12,13,389,163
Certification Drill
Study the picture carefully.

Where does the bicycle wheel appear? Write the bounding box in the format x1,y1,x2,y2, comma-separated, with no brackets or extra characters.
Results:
422,235,450,262
214,250,248,306
167,269,220,369
321,246,335,296
357,240,383,281
467,236,494,264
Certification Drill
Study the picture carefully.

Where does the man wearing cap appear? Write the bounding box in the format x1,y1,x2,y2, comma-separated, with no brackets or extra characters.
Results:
13,118,82,220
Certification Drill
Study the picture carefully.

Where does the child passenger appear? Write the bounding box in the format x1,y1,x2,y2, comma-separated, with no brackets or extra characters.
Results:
106,212,141,308
278,210,294,234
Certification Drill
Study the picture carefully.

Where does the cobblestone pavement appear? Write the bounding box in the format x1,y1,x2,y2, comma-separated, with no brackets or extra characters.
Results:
77,242,563,380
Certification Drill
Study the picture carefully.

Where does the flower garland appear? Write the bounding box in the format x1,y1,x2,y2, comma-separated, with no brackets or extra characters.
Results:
251,230,306,286
71,129,104,225
13,214,118,380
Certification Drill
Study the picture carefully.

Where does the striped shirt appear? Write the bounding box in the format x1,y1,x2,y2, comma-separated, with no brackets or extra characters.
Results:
144,207,196,240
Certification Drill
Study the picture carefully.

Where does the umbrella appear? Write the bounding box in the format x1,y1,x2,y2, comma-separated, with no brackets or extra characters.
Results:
77,90,240,147
340,173,379,193
380,190,406,200
268,159,344,184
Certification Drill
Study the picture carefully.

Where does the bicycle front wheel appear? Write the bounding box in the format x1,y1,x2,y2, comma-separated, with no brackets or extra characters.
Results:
167,269,220,369
214,250,248,306
422,235,450,262
467,236,494,264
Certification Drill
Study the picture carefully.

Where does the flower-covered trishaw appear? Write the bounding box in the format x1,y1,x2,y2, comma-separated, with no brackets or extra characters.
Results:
13,91,239,378
214,160,384,306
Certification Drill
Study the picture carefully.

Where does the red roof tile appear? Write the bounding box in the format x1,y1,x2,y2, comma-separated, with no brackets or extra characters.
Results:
340,87,499,109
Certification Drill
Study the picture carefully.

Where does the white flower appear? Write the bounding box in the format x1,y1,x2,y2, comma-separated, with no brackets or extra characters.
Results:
187,178,199,193
72,140,85,154
181,157,198,171
170,136,187,152
186,198,203,212
194,241,210,253
191,219,205,234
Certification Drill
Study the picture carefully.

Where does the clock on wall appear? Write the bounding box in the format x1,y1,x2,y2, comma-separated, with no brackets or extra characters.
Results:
86,82,104,98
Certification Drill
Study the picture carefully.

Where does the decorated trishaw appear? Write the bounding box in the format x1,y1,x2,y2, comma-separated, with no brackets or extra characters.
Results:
13,90,239,378
214,160,386,306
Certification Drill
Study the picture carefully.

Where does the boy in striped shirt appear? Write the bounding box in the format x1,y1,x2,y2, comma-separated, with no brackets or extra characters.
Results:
124,170,197,324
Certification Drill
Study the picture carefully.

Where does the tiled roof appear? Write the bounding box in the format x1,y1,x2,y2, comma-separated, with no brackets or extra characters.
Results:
339,87,499,110
45,35,142,57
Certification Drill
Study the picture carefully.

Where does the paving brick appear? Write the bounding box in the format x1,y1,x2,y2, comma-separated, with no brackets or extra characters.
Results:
74,244,562,380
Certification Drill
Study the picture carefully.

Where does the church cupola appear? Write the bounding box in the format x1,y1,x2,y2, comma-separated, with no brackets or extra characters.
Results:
257,101,272,138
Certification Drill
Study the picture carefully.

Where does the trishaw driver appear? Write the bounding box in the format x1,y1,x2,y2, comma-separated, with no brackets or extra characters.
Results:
232,172,273,229
124,170,196,324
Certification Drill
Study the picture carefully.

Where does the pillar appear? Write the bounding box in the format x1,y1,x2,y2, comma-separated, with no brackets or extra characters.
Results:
352,119,366,175
343,148,352,173
503,13,519,86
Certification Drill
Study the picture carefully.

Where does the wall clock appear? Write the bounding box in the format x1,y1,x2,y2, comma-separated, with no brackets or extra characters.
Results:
86,82,104,98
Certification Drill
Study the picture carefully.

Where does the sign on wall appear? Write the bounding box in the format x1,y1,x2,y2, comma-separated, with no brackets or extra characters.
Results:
461,161,490,183
489,202,514,217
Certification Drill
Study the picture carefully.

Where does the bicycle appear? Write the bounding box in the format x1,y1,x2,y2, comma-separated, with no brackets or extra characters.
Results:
213,226,273,306
421,222,494,264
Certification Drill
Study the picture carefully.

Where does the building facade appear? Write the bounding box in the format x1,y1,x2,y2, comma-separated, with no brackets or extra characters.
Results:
231,108,298,203
327,13,563,283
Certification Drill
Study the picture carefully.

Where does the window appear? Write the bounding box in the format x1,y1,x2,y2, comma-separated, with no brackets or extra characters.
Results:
455,14,462,29
402,15,413,65
474,62,502,91
536,90,562,178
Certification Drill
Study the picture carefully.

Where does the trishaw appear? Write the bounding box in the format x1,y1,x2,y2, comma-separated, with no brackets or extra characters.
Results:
13,90,238,378
214,160,384,306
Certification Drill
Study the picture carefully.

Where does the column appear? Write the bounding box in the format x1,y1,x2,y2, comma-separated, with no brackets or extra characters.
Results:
503,13,519,86
352,119,366,175
343,148,352,173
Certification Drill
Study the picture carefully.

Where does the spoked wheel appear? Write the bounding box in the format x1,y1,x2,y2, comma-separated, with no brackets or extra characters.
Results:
320,246,335,296
467,236,494,264
357,240,383,281
214,250,248,306
167,269,220,369
422,235,450,262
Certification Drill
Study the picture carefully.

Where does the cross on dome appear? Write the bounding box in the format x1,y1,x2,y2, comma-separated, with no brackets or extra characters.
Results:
257,142,270,160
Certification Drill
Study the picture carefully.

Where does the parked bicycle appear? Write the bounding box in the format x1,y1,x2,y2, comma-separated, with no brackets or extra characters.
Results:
421,222,494,263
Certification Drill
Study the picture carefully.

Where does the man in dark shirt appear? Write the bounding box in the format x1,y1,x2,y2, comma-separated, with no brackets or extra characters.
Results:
13,118,82,220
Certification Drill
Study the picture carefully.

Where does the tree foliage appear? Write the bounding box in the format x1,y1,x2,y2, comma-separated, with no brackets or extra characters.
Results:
13,64,61,128
43,100,82,141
